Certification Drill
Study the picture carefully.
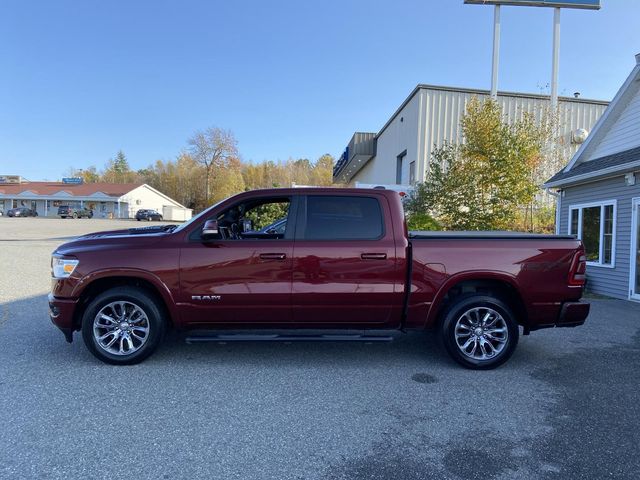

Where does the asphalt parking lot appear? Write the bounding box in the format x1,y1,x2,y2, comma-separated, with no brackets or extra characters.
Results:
0,217,639,480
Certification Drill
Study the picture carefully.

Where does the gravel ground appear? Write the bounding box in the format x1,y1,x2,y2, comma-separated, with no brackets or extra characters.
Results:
0,217,639,480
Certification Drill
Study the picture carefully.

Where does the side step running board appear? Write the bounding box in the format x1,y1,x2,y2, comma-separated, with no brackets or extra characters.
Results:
185,333,394,344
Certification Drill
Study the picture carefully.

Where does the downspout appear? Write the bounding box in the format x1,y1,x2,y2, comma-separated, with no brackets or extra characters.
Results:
546,188,561,235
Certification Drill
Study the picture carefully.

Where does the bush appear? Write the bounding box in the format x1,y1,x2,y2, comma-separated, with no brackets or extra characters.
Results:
406,211,440,231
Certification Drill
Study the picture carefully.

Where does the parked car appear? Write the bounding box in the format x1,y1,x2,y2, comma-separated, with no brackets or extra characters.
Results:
49,188,590,368
136,209,163,221
58,206,93,219
241,217,288,239
7,207,37,217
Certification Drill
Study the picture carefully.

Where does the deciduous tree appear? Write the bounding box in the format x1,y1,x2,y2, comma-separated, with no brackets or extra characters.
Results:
187,127,239,203
405,98,544,231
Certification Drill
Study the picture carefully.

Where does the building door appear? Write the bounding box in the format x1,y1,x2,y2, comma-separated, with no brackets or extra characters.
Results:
631,198,640,301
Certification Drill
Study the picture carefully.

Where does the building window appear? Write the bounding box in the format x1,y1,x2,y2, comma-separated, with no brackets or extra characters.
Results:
396,150,407,184
568,201,616,267
409,161,416,185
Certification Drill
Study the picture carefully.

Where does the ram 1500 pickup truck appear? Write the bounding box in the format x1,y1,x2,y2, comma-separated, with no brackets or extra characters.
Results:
49,188,590,369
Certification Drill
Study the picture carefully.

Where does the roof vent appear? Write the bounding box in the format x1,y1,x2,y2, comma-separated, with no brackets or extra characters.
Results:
573,92,580,98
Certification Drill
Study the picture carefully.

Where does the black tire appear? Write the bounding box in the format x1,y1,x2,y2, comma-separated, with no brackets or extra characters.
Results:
440,294,519,370
81,286,166,365
72,213,78,219
60,216,67,219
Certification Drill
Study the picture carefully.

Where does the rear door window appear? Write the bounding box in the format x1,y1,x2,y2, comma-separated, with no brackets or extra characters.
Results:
301,196,383,240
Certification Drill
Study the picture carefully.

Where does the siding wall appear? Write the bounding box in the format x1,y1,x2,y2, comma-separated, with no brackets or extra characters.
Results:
350,86,607,186
588,82,640,161
118,185,189,220
351,92,421,185
560,174,640,300
417,88,606,183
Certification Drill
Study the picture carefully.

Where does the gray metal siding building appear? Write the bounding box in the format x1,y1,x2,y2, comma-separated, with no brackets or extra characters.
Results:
334,85,608,187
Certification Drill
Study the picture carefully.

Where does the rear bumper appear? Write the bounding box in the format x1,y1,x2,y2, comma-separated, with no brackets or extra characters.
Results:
529,300,590,332
556,301,590,328
48,293,79,343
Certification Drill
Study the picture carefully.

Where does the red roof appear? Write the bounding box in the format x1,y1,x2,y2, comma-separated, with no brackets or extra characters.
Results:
0,182,143,197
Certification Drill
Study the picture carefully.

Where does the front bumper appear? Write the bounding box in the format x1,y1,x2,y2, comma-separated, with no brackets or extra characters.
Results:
48,293,79,343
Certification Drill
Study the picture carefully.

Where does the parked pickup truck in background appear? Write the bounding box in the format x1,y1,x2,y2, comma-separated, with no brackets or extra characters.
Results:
58,206,93,219
49,188,590,369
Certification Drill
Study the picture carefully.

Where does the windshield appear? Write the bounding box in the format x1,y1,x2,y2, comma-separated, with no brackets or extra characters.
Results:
172,198,227,233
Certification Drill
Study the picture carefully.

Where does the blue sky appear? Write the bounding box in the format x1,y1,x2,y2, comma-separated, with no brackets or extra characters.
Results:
1,0,638,181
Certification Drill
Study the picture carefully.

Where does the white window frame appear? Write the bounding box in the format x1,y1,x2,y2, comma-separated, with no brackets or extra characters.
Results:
629,197,640,301
568,200,617,268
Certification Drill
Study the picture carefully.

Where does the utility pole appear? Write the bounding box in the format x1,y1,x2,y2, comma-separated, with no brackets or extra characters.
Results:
490,5,501,99
550,7,561,109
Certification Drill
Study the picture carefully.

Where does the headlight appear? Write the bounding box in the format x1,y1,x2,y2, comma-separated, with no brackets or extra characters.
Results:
52,257,79,279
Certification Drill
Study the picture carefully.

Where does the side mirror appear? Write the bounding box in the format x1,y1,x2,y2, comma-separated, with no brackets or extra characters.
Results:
202,219,219,239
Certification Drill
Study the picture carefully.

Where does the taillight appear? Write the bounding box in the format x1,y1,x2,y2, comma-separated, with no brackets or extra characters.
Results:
568,252,587,286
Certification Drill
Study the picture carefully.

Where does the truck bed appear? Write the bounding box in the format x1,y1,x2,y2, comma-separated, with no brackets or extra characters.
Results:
409,231,576,240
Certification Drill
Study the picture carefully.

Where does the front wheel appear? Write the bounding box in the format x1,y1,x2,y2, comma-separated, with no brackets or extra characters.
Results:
441,294,519,370
81,287,166,365
72,213,78,219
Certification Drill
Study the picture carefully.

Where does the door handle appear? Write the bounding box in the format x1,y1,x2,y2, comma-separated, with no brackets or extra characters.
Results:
361,253,387,260
259,253,287,260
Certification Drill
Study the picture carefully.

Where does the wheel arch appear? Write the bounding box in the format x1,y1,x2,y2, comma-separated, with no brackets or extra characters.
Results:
71,272,177,331
426,272,529,333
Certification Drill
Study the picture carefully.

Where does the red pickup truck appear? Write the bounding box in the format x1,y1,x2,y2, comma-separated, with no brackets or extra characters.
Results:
49,188,589,369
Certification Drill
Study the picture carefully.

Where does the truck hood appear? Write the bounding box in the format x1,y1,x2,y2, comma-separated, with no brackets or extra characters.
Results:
53,225,176,256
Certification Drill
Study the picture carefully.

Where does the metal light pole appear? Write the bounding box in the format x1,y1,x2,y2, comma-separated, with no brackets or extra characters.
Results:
465,1,600,106
490,5,501,99
550,7,561,109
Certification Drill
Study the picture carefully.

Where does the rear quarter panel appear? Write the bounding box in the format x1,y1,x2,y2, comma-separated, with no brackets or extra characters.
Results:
407,238,584,329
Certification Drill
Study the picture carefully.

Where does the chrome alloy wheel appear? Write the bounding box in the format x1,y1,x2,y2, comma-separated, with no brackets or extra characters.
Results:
93,301,150,356
454,306,508,361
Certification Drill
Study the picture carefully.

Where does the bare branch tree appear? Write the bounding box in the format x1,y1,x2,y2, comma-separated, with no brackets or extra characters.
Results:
187,127,238,203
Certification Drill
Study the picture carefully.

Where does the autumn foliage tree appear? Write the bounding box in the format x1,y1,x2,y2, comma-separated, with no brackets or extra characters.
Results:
405,98,545,231
64,132,335,213
187,127,239,204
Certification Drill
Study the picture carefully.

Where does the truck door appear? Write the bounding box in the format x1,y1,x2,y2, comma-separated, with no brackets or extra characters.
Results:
291,194,403,327
179,196,296,326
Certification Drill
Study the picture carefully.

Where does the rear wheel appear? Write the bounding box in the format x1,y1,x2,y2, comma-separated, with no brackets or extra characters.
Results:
81,287,166,365
72,212,78,219
441,294,519,370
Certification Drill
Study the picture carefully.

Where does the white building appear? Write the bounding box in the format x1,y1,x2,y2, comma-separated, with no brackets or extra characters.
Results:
0,177,192,221
334,85,609,187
